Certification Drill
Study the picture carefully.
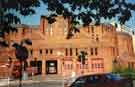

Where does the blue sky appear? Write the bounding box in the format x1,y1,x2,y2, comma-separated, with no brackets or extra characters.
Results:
21,1,135,30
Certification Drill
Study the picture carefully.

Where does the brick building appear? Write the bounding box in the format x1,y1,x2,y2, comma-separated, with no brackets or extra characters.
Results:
0,16,135,78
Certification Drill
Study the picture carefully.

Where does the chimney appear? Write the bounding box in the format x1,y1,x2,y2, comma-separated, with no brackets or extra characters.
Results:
40,15,46,34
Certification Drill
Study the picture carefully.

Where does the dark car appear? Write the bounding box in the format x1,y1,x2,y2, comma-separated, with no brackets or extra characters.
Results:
65,73,133,87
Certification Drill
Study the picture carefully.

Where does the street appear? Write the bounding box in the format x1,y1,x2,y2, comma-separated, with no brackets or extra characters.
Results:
2,81,63,87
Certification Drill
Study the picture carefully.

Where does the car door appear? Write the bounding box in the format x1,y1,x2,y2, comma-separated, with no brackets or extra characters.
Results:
70,77,87,87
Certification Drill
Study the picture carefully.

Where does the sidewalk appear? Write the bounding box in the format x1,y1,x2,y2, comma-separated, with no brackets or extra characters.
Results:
0,75,65,87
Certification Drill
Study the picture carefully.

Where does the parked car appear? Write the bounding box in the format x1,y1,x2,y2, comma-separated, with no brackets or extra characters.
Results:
64,73,133,87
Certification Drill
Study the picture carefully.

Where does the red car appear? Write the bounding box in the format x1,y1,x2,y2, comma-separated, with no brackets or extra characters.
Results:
65,73,133,87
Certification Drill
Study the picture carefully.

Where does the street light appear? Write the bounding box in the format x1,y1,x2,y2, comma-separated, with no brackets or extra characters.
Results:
12,39,32,87
78,51,87,75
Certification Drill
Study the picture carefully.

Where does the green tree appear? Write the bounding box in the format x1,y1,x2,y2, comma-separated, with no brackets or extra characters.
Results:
113,67,135,79
1,0,135,39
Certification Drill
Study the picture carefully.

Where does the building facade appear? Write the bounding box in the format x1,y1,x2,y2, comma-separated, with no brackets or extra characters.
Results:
0,16,135,78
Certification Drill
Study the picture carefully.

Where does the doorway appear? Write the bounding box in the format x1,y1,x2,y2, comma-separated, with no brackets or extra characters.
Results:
46,60,57,74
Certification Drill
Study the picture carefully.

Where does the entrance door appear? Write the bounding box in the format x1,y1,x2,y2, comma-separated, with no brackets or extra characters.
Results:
30,61,42,75
46,60,57,74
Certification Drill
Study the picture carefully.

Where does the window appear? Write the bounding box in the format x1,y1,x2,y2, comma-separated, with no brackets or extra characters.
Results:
22,29,25,35
39,49,42,54
65,63,72,70
76,48,78,56
65,48,68,56
91,48,94,55
95,48,98,55
50,49,53,54
46,49,48,54
96,35,99,41
70,48,72,56
91,58,104,72
112,48,115,56
30,49,33,55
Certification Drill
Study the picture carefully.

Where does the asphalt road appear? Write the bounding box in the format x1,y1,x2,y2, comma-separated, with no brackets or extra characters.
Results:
2,81,64,87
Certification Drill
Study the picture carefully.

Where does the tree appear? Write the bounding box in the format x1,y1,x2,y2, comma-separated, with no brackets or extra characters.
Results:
113,67,135,79
1,0,135,39
12,39,32,87
41,0,135,38
42,0,135,25
0,0,41,37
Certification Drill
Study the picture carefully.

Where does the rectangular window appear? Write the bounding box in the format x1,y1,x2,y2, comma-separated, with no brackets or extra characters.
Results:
96,35,99,41
91,48,93,55
112,48,115,56
95,48,98,55
65,48,68,56
22,29,25,35
76,48,78,56
91,58,104,72
30,49,33,55
39,49,42,54
70,48,72,56
50,49,53,54
46,49,48,54
91,26,94,33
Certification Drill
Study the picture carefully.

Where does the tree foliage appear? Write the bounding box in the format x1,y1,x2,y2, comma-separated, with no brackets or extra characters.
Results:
1,0,135,38
0,0,41,37
113,67,135,79
42,0,135,26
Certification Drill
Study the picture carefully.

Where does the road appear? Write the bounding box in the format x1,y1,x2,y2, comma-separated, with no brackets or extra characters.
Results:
2,81,64,87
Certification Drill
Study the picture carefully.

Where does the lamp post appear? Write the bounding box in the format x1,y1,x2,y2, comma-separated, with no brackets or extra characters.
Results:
78,51,87,75
12,39,32,87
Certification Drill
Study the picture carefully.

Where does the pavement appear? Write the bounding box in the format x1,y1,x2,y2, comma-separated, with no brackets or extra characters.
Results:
0,75,66,87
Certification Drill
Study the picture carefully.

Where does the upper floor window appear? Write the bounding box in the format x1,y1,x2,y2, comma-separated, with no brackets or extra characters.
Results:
46,49,48,54
39,49,42,54
30,49,33,55
91,48,94,55
91,26,94,33
96,35,99,41
50,49,53,54
76,48,78,56
90,48,98,55
95,48,98,55
70,48,72,56
22,28,25,35
65,48,68,56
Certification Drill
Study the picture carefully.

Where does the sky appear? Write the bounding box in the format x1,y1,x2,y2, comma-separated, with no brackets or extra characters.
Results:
21,1,135,30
